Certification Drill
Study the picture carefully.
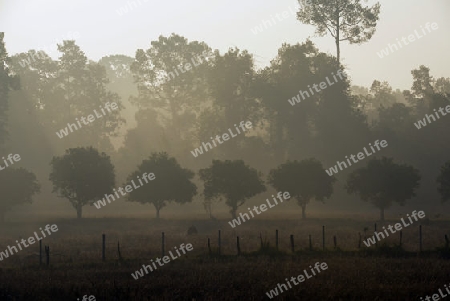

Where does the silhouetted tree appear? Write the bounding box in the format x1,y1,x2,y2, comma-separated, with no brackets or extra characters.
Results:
130,34,211,159
126,152,197,219
268,159,335,219
437,161,450,203
346,157,421,221
0,168,40,222
0,32,20,149
199,160,266,219
49,147,115,218
296,0,380,64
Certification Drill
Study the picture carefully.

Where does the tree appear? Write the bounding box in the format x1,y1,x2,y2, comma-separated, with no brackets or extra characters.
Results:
437,161,450,203
435,77,450,95
0,168,40,222
370,80,396,108
296,0,380,64
0,32,20,149
199,160,266,219
411,65,434,99
346,157,421,221
268,159,335,219
130,34,211,159
126,152,197,219
49,147,115,218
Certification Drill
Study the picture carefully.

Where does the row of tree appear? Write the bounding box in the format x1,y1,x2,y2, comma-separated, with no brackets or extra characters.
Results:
3,146,450,221
1,23,450,218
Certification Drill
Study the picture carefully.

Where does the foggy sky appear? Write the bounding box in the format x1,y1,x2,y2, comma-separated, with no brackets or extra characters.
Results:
1,0,449,90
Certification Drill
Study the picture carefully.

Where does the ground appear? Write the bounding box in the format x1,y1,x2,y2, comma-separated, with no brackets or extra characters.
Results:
0,217,449,300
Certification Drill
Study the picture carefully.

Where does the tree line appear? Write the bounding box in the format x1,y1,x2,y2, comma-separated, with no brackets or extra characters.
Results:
0,0,449,220
2,145,450,221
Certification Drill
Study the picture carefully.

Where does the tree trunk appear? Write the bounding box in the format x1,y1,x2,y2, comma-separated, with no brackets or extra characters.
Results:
230,207,237,219
301,204,306,220
380,207,385,221
76,203,82,219
335,37,340,66
335,3,340,66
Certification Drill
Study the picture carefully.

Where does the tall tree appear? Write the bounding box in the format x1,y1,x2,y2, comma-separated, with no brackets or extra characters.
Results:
0,32,20,149
130,34,211,159
411,65,434,99
49,147,115,219
268,159,335,219
0,168,41,222
199,160,266,219
437,161,450,203
126,152,197,219
346,157,421,221
296,0,380,64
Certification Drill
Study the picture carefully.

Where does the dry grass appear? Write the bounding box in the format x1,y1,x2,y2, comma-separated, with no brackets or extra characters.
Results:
0,217,449,300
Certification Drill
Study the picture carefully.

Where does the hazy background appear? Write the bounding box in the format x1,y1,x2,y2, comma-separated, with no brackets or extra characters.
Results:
1,0,450,90
1,0,450,221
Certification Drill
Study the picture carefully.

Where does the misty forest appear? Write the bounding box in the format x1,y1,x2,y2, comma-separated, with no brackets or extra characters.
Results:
1,0,450,300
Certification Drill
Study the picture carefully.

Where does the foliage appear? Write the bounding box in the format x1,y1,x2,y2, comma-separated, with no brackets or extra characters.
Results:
199,160,266,218
0,167,40,222
126,152,197,218
346,157,421,220
268,158,335,219
49,147,115,218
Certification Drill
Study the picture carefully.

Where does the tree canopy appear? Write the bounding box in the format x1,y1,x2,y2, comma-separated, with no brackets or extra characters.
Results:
346,157,421,220
49,147,115,218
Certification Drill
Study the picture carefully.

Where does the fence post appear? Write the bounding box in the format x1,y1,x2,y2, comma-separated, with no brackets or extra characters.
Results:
102,234,106,261
309,234,312,251
162,232,165,257
419,225,422,253
290,235,295,253
374,223,377,247
45,246,49,266
236,236,241,256
39,240,42,265
322,226,325,251
275,230,279,251
117,241,122,260
218,230,221,256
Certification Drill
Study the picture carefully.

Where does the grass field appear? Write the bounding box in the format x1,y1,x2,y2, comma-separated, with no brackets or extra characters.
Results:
1,217,450,300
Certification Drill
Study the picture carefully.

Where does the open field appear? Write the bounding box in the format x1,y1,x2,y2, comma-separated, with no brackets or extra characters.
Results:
1,218,450,300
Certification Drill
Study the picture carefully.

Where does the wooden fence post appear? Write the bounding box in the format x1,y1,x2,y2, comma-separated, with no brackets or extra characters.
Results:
322,226,325,251
102,234,106,261
290,235,295,253
275,230,279,251
45,246,49,266
39,240,42,265
162,232,165,257
236,236,240,255
374,223,377,247
419,225,422,253
309,234,312,251
218,230,221,256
